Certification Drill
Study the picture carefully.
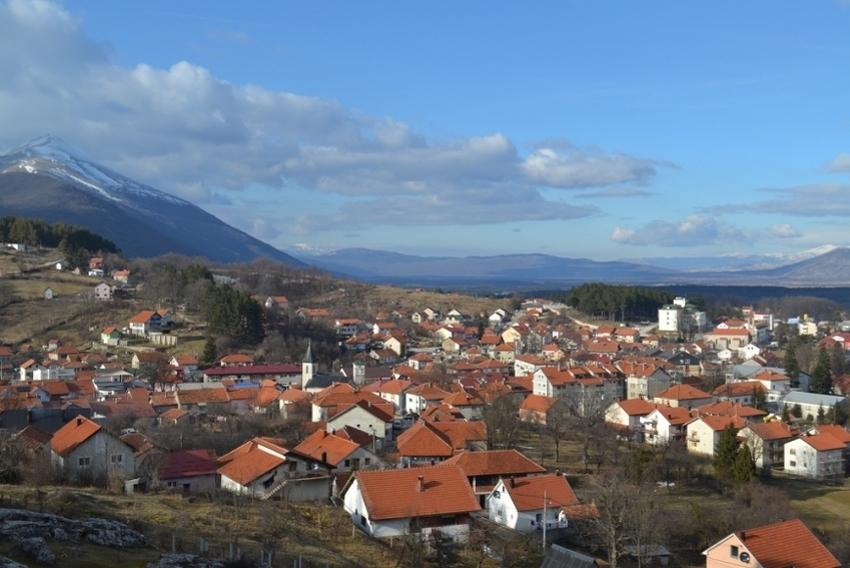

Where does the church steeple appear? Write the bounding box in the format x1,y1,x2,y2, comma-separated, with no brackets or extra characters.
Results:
302,340,314,388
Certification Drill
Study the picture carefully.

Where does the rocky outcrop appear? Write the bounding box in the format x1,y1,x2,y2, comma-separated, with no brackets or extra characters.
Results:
146,554,225,568
0,556,27,568
17,536,55,565
0,508,145,551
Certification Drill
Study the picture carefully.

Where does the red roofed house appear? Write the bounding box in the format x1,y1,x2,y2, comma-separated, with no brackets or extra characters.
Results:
653,384,713,409
342,464,480,542
642,405,693,445
50,416,136,482
784,433,846,481
519,394,557,425
217,437,326,497
738,421,795,470
685,415,748,457
294,429,382,472
325,400,394,443
486,473,580,532
605,399,657,437
703,518,839,568
128,310,162,336
158,449,218,493
442,450,545,505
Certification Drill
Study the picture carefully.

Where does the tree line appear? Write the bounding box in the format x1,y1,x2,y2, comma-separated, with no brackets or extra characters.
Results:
565,283,673,321
0,216,119,268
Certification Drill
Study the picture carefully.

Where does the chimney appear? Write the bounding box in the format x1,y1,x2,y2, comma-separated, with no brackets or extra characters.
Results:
76,416,83,426
555,468,561,476
509,476,516,488
417,475,425,492
322,451,328,464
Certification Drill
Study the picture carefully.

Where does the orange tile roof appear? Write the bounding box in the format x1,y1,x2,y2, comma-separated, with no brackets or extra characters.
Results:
442,450,545,478
397,421,454,457
616,399,658,416
812,424,850,445
800,433,846,452
375,379,413,395
732,519,839,568
352,464,480,521
743,421,794,441
293,430,359,466
431,420,487,450
50,416,102,457
520,394,557,414
217,446,285,486
503,474,579,511
713,381,767,397
696,415,747,432
695,401,766,419
655,384,711,401
129,310,157,324
651,405,693,426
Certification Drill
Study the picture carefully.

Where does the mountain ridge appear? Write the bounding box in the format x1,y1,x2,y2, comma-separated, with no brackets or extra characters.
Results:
0,136,303,266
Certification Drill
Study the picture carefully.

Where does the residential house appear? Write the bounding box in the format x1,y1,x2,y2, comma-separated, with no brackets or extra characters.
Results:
784,434,846,481
487,473,580,533
325,400,394,443
653,384,713,409
405,383,451,415
713,381,767,406
519,394,557,425
342,464,480,542
783,391,847,423
264,296,289,311
622,364,672,400
100,327,121,346
642,406,693,445
738,421,794,470
442,450,545,506
703,519,839,568
157,449,218,493
605,399,658,439
294,429,382,472
50,416,136,482
217,437,325,497
373,379,413,414
703,328,752,351
685,415,747,457
128,310,162,336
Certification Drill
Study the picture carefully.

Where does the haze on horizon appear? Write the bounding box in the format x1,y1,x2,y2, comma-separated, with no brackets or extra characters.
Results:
2,0,850,261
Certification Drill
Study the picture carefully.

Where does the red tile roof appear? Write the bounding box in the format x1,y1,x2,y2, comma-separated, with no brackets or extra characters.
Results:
655,384,711,401
50,416,102,457
742,421,794,441
616,399,658,416
218,447,284,486
442,450,544,478
352,464,480,521
397,421,454,457
800,433,846,452
731,519,839,568
520,394,557,414
293,430,359,466
503,473,578,511
159,449,218,480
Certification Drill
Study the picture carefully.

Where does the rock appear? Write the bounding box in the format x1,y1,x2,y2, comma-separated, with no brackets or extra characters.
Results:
81,517,145,548
146,554,225,568
17,536,55,566
0,556,27,568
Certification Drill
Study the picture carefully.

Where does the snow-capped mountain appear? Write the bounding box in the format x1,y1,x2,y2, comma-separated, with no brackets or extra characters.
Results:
0,136,303,265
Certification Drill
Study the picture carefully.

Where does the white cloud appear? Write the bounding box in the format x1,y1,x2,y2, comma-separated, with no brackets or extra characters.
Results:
768,223,801,239
826,153,850,173
611,214,745,247
706,184,850,217
0,0,658,232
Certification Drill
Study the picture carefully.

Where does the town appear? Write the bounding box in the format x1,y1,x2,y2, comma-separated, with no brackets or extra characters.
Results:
0,234,846,568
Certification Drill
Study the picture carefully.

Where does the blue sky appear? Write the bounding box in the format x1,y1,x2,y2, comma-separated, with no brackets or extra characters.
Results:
3,1,850,259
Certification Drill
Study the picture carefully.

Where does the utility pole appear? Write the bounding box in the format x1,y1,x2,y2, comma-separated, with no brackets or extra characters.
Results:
542,488,548,553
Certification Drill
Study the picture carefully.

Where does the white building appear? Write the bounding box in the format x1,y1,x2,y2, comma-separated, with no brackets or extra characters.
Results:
486,474,577,533
784,435,846,481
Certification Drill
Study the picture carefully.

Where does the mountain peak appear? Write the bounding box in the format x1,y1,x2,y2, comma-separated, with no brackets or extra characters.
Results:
5,134,88,162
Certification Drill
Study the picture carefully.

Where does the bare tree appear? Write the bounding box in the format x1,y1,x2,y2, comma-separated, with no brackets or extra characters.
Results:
482,394,523,450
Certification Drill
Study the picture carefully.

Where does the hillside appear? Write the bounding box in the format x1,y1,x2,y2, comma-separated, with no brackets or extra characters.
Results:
0,137,303,266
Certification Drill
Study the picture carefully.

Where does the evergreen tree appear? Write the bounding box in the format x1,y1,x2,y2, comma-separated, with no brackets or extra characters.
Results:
784,343,800,386
792,404,802,419
781,404,791,422
713,425,740,484
201,336,218,366
732,444,756,485
817,405,826,425
831,343,847,378
752,385,767,411
810,347,833,394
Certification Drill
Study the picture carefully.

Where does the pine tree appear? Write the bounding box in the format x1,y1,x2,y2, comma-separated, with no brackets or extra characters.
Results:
713,425,740,484
810,347,833,394
732,444,756,485
752,385,767,411
781,405,791,422
784,343,800,387
793,404,802,418
817,405,826,425
831,343,848,378
201,336,217,366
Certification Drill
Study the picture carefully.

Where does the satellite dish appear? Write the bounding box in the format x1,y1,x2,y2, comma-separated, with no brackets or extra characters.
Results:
740,552,750,563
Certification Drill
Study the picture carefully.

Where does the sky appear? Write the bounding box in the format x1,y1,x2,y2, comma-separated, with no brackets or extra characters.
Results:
2,0,850,260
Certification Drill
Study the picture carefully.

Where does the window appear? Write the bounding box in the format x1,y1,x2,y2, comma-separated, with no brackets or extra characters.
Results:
288,461,297,472
344,459,351,467
78,457,91,467
166,481,177,488
730,545,739,558
364,458,371,466
790,460,796,467
110,454,123,464
790,448,796,455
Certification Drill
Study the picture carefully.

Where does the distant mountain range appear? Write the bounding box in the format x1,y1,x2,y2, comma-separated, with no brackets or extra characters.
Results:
0,136,303,266
297,246,850,288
